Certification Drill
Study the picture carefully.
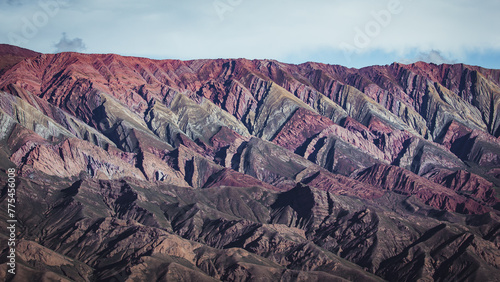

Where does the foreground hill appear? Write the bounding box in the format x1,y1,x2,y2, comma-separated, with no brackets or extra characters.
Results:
0,44,499,281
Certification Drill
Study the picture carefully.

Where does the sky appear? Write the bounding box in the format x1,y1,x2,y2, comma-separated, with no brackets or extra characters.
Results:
1,0,500,69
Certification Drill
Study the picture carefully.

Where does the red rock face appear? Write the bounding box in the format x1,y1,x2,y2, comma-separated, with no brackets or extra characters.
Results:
356,164,489,214
1,45,500,281
272,107,335,151
0,44,40,75
425,168,499,205
10,137,147,181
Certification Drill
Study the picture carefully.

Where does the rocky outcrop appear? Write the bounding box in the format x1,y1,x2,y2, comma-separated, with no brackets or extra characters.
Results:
0,239,93,282
356,164,489,214
424,168,499,206
10,137,146,180
438,120,500,167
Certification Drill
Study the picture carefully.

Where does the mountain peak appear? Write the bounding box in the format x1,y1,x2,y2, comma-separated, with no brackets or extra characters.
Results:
0,44,40,57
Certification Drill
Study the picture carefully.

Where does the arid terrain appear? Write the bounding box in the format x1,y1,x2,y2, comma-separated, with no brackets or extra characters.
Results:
0,44,499,281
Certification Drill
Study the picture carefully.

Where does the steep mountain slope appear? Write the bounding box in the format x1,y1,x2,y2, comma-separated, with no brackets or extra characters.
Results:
0,44,499,281
0,44,39,76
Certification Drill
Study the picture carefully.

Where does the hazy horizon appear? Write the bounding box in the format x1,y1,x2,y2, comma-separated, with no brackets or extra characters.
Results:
1,0,499,69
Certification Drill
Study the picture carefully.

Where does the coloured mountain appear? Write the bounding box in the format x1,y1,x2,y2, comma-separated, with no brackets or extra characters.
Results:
0,44,500,281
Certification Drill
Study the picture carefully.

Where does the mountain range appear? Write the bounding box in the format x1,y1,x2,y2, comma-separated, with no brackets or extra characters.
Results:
0,44,499,281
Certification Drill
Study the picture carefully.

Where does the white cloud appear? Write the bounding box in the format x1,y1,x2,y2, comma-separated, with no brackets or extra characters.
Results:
54,32,86,52
399,50,456,65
